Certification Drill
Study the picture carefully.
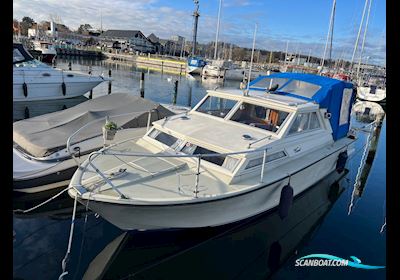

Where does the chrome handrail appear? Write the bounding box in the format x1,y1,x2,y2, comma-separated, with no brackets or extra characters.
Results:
85,145,269,199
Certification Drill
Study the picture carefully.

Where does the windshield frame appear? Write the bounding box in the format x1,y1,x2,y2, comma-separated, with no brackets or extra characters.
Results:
191,93,241,121
225,100,292,136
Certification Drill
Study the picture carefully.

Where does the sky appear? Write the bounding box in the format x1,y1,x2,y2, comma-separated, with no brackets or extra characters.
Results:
13,0,386,65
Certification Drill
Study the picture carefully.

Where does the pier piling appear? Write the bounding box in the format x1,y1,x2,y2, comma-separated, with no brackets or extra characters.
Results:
140,72,145,98
173,80,178,105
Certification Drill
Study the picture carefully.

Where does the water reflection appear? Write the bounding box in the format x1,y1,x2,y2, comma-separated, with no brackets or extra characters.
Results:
13,96,88,122
80,170,347,280
348,101,385,215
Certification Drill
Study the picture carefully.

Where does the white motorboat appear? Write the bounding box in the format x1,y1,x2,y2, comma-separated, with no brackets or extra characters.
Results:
357,75,386,103
187,57,207,75
13,43,107,102
352,100,385,123
202,59,267,81
13,93,175,193
32,40,57,64
68,73,356,230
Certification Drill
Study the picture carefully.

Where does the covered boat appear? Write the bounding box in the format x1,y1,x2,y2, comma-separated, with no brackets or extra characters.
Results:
68,73,356,230
13,93,175,193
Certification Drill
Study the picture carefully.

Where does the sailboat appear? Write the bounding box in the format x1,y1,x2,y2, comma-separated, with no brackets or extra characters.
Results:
353,0,386,102
187,0,207,75
201,0,267,81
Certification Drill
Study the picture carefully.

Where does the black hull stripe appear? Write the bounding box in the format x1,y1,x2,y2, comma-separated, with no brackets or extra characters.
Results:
13,166,77,190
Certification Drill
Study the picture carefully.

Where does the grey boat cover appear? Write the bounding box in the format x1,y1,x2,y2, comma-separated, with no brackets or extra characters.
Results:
13,93,174,157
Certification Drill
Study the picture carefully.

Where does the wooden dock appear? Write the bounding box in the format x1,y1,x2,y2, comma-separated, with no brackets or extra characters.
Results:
103,53,187,76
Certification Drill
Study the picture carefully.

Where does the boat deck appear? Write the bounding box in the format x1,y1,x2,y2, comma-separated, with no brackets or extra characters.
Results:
77,136,353,203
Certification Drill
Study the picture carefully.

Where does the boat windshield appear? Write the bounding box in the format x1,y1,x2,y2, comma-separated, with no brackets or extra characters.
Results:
14,59,51,68
230,102,289,133
181,142,239,172
195,96,237,118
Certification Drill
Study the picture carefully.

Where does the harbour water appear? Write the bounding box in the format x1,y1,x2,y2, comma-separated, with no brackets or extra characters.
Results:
13,58,386,279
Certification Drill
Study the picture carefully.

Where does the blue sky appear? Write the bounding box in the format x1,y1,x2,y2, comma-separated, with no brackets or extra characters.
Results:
14,0,386,65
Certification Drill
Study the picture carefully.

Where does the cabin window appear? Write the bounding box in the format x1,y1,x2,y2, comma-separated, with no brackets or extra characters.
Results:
288,113,310,134
230,103,289,132
288,112,320,135
13,49,25,63
250,78,289,90
339,88,353,125
148,129,182,149
309,112,321,129
279,80,321,98
245,151,287,169
181,142,239,172
196,96,237,118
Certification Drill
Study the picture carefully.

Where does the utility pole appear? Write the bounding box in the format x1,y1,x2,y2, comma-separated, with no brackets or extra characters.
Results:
192,0,200,56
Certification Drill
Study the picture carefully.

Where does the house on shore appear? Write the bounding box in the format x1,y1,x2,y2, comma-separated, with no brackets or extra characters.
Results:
99,30,156,53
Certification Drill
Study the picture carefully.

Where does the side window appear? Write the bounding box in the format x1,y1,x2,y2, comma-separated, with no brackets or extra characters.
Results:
288,113,310,134
309,112,321,130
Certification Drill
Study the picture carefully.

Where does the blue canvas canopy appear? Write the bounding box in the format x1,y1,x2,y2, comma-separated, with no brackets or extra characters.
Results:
249,73,355,141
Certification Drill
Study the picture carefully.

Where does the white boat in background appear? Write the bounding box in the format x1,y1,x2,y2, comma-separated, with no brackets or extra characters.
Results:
187,56,207,75
13,43,107,102
202,59,267,81
68,73,356,230
13,93,175,193
352,100,385,123
32,40,57,64
357,75,386,102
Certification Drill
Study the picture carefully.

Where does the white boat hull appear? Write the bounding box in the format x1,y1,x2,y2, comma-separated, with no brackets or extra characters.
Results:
13,68,105,102
187,65,203,75
357,86,386,102
72,143,349,230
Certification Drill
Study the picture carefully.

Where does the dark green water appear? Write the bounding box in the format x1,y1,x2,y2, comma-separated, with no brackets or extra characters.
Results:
13,58,386,280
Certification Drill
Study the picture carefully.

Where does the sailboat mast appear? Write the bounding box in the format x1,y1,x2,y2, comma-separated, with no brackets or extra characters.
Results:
356,0,373,81
192,0,200,56
284,41,289,65
245,23,257,96
321,0,336,69
214,0,222,60
350,0,369,72
100,9,103,33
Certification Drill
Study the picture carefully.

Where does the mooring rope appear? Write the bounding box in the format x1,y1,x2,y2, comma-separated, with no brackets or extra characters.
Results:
58,191,79,280
13,186,72,214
